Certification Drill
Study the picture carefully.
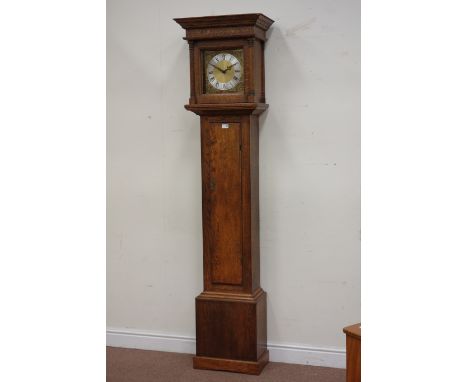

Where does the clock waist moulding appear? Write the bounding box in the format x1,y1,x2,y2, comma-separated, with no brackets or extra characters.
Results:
174,13,274,375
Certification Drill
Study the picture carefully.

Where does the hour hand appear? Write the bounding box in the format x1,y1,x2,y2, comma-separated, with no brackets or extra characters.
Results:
209,63,225,73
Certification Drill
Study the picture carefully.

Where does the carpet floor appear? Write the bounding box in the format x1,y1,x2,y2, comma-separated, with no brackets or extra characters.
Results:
107,347,345,382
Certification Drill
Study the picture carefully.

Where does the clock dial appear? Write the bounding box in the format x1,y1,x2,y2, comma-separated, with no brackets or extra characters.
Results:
204,50,244,93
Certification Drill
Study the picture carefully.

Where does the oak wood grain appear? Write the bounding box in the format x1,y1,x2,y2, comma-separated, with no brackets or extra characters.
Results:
202,120,243,285
175,13,273,375
195,290,268,373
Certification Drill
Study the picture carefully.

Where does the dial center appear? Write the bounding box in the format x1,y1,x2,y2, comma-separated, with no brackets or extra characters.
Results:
213,60,235,83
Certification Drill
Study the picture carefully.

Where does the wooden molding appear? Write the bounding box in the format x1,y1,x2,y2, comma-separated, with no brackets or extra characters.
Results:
343,323,361,340
174,13,274,31
184,102,268,115
196,287,265,303
193,351,269,375
175,14,274,42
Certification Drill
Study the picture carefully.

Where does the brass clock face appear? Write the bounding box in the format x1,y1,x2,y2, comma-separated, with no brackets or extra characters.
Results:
204,50,244,93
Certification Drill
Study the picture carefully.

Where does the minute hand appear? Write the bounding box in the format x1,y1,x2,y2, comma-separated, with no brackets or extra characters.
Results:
225,63,236,71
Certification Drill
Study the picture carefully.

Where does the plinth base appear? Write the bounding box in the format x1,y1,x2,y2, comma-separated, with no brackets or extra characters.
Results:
194,288,268,374
193,350,269,375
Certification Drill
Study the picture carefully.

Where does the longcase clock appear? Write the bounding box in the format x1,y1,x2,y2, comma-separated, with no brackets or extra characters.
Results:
174,13,274,375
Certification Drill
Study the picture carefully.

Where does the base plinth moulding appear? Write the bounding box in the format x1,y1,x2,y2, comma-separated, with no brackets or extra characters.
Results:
193,350,269,375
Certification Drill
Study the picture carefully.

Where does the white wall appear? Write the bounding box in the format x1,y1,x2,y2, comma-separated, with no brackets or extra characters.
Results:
107,0,360,356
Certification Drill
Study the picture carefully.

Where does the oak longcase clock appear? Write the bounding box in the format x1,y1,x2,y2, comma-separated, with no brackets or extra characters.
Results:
174,13,274,375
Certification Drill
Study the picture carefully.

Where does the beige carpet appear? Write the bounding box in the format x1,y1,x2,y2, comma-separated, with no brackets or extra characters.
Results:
107,347,345,382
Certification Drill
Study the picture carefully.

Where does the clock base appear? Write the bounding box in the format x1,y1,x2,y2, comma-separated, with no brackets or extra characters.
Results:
194,288,268,374
193,350,269,375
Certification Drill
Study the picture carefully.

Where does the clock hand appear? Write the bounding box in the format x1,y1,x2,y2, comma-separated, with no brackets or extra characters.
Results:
208,63,226,73
225,63,235,71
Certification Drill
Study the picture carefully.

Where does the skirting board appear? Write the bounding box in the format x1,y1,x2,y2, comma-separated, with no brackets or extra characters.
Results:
107,327,345,369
